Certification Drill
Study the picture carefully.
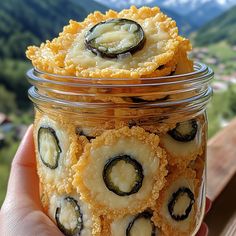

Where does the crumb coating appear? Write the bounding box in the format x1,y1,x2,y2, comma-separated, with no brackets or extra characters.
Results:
72,126,168,219
26,6,180,78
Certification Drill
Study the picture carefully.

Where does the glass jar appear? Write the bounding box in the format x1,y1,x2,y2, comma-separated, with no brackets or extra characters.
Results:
27,62,213,236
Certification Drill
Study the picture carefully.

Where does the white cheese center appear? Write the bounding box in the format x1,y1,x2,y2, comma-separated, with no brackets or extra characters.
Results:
66,15,172,71
49,194,93,236
87,21,139,52
129,218,153,236
59,200,78,231
176,121,194,136
110,160,137,192
173,193,191,216
39,130,58,166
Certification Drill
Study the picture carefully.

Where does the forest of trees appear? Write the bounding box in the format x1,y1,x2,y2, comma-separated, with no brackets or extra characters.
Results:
195,5,236,46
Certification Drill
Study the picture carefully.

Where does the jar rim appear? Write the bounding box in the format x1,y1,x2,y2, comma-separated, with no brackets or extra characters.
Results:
27,62,213,113
27,62,213,88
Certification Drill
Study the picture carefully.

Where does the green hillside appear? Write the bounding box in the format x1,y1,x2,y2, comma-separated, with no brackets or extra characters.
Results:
194,6,236,46
0,0,109,59
72,0,108,13
0,0,108,111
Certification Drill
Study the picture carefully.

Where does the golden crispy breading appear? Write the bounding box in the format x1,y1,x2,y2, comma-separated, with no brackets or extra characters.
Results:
72,126,167,219
153,168,199,236
26,6,180,78
39,181,49,212
144,36,193,78
174,37,193,75
34,112,83,195
26,20,84,75
189,153,206,184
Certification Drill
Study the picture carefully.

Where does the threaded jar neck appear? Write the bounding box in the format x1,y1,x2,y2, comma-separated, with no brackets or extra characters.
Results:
27,62,213,120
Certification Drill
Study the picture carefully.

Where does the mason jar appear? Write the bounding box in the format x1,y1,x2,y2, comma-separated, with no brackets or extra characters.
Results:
27,62,213,236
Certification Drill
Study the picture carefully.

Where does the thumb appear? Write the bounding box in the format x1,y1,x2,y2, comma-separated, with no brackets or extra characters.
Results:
4,124,41,205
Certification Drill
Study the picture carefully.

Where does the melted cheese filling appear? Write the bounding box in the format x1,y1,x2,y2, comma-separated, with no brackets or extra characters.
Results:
111,215,134,236
176,122,193,136
110,160,138,192
59,200,78,230
37,116,70,183
87,21,139,53
49,194,93,236
111,215,160,236
129,218,153,236
36,116,71,184
111,214,160,236
39,130,58,166
173,193,192,216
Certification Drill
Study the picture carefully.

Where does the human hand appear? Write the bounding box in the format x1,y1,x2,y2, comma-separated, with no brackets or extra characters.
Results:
196,197,211,236
0,125,63,236
0,125,211,236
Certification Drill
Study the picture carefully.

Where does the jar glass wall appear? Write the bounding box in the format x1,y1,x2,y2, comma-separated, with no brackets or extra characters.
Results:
27,62,213,236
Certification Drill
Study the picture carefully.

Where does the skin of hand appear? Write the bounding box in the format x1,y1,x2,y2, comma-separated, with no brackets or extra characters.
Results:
0,125,63,236
0,125,211,236
196,198,211,236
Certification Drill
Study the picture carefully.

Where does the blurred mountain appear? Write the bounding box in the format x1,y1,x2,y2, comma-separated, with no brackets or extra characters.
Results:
158,0,236,15
71,0,108,13
0,0,108,59
92,0,195,34
94,0,236,30
185,0,236,27
194,5,236,46
95,0,236,14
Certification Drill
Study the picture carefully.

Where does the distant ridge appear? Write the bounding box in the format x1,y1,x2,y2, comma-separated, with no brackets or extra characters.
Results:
72,0,108,13
94,0,236,32
194,6,236,46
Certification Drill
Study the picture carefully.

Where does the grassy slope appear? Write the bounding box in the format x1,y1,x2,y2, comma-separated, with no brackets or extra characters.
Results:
0,0,87,59
197,41,236,76
0,0,109,110
208,41,236,61
194,5,236,46
72,0,108,13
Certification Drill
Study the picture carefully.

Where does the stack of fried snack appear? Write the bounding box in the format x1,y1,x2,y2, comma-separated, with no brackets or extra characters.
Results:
27,6,206,236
